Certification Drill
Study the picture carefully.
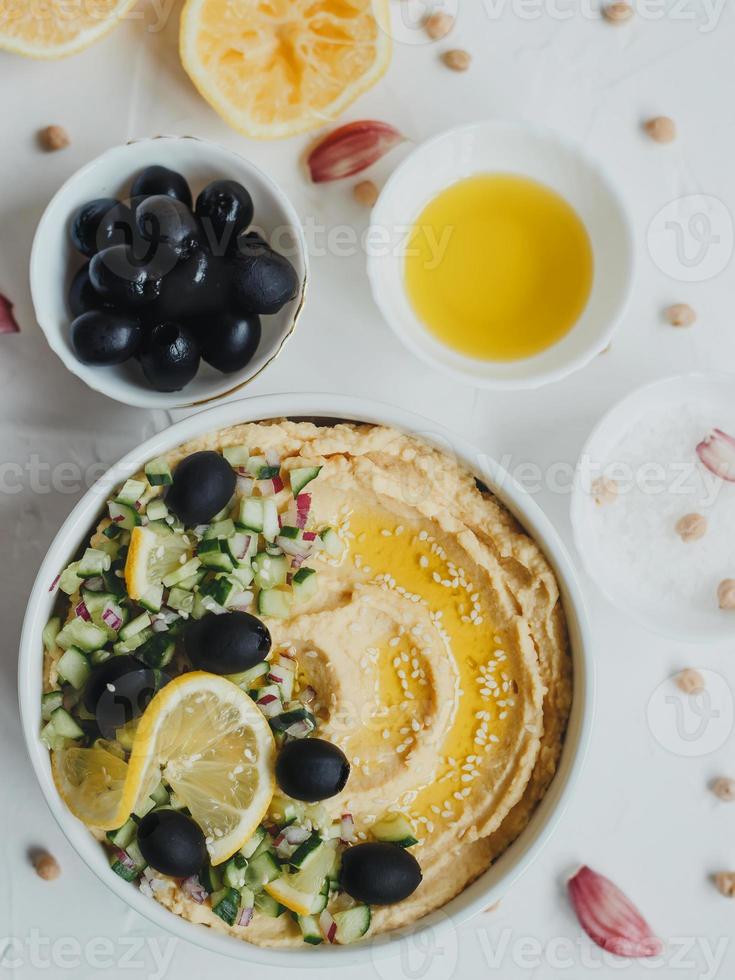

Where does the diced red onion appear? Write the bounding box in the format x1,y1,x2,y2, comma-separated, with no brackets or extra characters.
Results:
283,825,311,845
302,531,317,542
151,619,169,633
237,906,254,927
157,607,180,625
276,536,312,560
236,475,254,496
320,910,337,943
181,876,208,904
112,514,125,524
114,848,137,871
696,428,735,482
83,576,105,592
285,719,313,738
298,686,316,704
340,813,356,843
102,606,123,631
271,475,284,494
48,574,60,593
133,500,142,511
256,479,275,496
0,293,20,334
295,493,312,528
256,694,282,718
192,524,209,539
268,671,284,684
75,600,90,621
232,534,252,561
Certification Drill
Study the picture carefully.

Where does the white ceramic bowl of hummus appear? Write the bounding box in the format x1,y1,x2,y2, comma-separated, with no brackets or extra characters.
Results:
19,393,593,966
30,136,308,410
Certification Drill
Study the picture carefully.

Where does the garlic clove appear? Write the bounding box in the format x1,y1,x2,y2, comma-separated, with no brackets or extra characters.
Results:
696,428,735,482
568,866,663,958
306,121,404,183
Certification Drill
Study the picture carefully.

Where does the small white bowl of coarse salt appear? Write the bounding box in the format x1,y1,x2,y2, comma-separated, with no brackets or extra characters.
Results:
571,372,735,642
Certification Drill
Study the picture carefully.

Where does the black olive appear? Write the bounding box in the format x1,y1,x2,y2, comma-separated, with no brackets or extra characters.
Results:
184,611,270,674
153,248,228,320
194,310,261,373
139,322,200,392
137,809,207,878
130,165,192,209
195,180,254,254
229,234,300,315
70,198,123,257
89,245,175,309
340,843,423,905
71,310,142,365
83,655,166,739
165,450,236,525
69,263,109,318
135,195,199,256
275,738,350,802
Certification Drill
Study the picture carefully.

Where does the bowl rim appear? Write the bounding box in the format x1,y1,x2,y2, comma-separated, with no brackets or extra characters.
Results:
29,134,309,411
18,392,594,966
570,369,735,643
367,118,635,390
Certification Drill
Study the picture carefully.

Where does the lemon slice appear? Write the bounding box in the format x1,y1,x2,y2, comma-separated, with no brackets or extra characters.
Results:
124,525,191,601
179,0,392,139
126,672,276,865
0,0,137,59
52,743,130,830
265,842,336,914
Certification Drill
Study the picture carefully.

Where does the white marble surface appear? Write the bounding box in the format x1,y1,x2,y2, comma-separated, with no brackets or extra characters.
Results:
2,2,735,977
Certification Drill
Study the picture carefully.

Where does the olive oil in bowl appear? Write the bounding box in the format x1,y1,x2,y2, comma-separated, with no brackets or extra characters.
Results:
404,174,593,361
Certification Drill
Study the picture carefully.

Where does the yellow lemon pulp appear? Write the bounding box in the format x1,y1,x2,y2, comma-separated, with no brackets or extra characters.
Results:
0,0,137,58
404,173,594,361
180,0,391,139
342,509,518,840
52,744,130,830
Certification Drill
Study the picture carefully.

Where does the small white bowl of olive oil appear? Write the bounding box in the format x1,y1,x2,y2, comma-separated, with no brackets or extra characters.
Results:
367,120,633,389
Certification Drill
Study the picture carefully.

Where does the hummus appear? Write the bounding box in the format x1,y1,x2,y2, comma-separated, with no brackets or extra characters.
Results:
44,419,572,947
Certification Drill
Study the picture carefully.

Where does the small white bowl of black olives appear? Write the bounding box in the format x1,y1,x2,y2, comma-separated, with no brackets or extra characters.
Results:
30,136,308,409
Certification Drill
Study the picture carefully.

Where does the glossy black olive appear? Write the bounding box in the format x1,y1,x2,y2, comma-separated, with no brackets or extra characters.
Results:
229,234,300,315
70,198,122,257
153,248,228,320
184,611,270,674
340,843,423,905
195,310,260,373
130,165,192,209
195,180,254,254
275,738,350,802
69,263,108,318
136,195,199,255
71,310,142,365
139,322,200,392
137,809,206,878
89,245,175,309
165,450,236,525
83,655,165,738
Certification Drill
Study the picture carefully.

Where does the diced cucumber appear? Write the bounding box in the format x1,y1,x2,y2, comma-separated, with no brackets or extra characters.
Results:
139,583,164,613
117,479,147,506
108,500,140,531
107,817,138,849
145,458,173,487
41,690,64,721
309,879,329,914
239,498,264,533
78,548,112,577
269,707,316,734
226,662,269,691
40,720,66,751
292,567,318,604
56,617,108,653
244,851,281,891
89,649,112,667
198,539,235,572
167,587,195,615
58,561,82,595
254,892,286,918
199,864,222,894
239,825,267,860
113,627,153,656
289,835,324,871
162,557,201,588
252,553,288,590
149,782,170,806
110,840,147,882
42,617,61,651
199,576,235,607
137,633,175,669
223,445,250,468
226,533,255,567
118,612,151,642
320,527,342,557
56,647,91,690
146,498,169,522
290,466,322,497
278,525,300,540
297,914,323,944
267,658,295,702
50,707,84,739
270,799,302,826
211,887,241,926
229,564,255,588
223,854,249,889
103,522,124,540
372,812,419,848
334,905,371,944
204,518,236,540
262,499,279,542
